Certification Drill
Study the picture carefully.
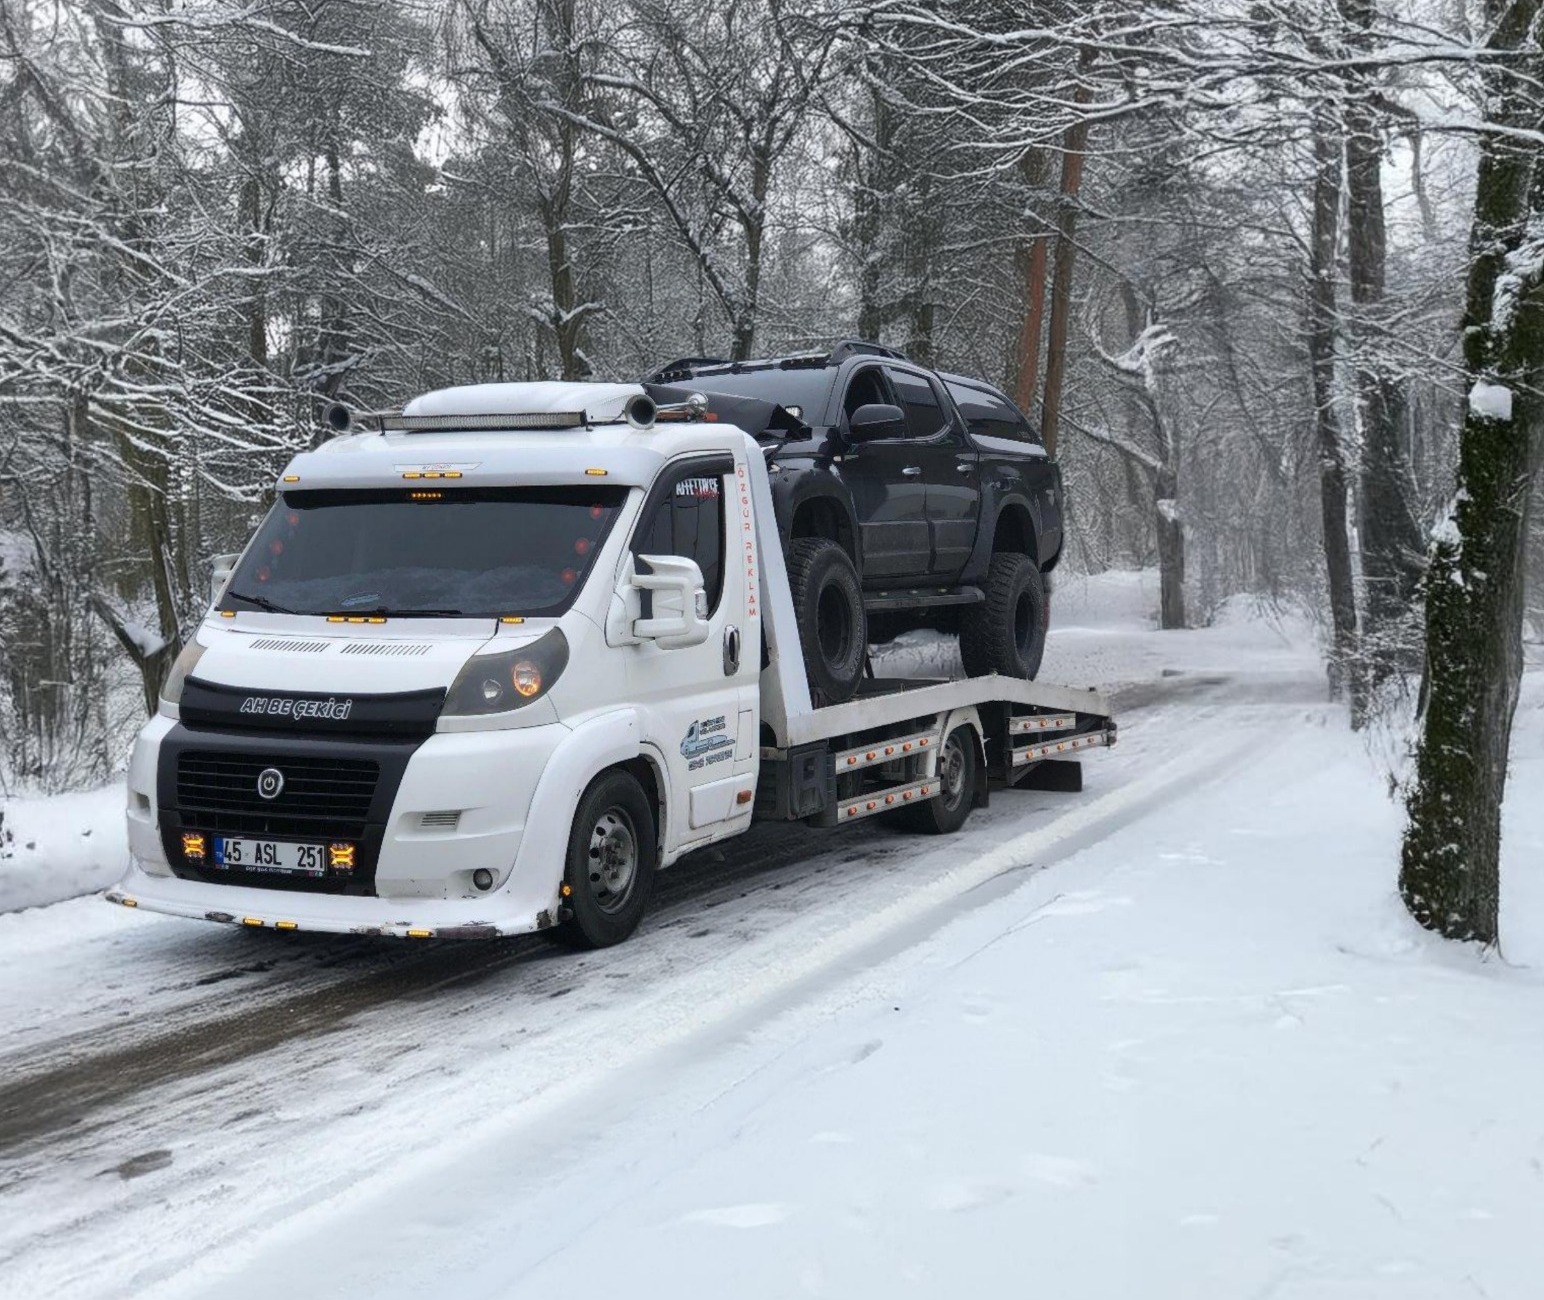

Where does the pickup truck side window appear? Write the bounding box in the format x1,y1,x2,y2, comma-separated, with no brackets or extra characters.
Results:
887,368,951,441
842,366,893,427
633,464,728,616
945,380,1045,448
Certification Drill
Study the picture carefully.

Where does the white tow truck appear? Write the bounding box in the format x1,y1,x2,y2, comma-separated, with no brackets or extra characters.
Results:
107,382,1115,947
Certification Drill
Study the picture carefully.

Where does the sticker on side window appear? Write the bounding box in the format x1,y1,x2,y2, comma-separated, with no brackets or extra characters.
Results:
675,477,721,500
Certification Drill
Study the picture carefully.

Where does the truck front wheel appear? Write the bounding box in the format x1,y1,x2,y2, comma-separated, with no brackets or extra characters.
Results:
556,770,658,949
787,537,867,705
960,554,1048,680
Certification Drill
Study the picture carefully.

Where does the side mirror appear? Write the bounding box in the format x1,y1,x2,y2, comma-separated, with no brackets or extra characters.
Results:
848,402,906,443
209,553,239,606
632,554,710,649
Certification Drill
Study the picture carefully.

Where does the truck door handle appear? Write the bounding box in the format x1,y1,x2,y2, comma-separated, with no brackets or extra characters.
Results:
956,463,974,474
902,466,922,476
723,625,741,676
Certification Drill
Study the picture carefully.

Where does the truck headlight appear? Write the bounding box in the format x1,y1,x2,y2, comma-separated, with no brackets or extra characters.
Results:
444,628,569,716
161,639,207,705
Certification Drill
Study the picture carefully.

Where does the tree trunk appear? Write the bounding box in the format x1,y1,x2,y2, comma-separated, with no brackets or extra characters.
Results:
1308,101,1364,718
1155,462,1186,630
1400,0,1544,944
1343,0,1427,670
1012,149,1050,414
1039,69,1093,459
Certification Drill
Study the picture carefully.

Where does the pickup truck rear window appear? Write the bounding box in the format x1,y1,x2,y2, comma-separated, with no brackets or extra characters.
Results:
220,486,628,620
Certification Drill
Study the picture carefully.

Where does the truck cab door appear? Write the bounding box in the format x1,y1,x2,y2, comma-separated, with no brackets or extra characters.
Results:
838,366,931,586
885,366,980,583
625,455,758,855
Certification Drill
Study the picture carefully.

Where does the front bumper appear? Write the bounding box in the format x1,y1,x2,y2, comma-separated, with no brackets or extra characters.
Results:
118,721,572,937
107,861,554,939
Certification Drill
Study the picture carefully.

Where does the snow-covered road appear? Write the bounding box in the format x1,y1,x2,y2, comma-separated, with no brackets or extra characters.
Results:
0,671,1309,1299
5,577,1542,1299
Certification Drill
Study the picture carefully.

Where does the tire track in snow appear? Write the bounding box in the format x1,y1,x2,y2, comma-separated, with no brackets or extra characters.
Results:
0,676,1309,1158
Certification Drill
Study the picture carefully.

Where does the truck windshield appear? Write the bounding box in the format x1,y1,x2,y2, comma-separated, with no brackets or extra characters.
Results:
221,486,628,619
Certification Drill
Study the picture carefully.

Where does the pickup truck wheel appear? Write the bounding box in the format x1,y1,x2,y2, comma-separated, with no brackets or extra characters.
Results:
555,770,657,949
788,537,867,705
889,724,978,834
960,554,1047,680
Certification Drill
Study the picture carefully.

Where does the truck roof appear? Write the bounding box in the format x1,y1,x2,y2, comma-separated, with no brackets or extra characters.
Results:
278,382,751,492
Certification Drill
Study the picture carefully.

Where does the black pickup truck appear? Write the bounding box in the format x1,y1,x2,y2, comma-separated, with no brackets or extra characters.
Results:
646,341,1064,703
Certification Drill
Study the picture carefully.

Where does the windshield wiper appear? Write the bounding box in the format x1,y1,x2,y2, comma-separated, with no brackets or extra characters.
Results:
226,590,297,614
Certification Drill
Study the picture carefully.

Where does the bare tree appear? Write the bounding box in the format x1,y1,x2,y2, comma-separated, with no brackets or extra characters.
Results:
1400,0,1544,946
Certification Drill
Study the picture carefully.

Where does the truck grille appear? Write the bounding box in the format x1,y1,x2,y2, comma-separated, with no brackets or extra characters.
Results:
175,750,378,839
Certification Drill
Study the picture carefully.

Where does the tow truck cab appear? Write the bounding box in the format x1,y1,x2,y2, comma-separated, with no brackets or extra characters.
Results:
110,380,1115,946
116,383,765,938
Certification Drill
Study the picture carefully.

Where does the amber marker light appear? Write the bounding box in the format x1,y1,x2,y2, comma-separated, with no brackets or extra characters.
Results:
182,832,206,860
282,474,300,483
585,468,608,476
328,843,356,871
242,917,263,928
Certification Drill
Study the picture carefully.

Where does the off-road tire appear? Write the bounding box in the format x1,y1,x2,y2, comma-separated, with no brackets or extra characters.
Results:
787,537,867,705
889,723,979,834
555,770,657,949
960,554,1048,680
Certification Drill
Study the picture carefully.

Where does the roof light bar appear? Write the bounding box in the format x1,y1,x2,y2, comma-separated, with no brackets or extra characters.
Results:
380,412,586,434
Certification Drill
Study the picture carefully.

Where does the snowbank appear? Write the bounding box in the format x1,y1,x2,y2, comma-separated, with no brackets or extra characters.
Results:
0,784,127,913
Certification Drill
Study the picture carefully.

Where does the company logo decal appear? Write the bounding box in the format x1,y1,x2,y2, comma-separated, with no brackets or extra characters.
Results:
257,767,285,800
238,695,354,722
681,716,734,770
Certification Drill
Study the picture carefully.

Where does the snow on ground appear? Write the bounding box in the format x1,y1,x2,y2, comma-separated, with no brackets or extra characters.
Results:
875,568,1323,698
6,569,1544,1300
160,684,1544,1300
0,784,127,913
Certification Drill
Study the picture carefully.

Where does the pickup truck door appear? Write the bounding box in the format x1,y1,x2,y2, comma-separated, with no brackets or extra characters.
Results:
885,367,980,582
838,366,931,585
625,456,758,853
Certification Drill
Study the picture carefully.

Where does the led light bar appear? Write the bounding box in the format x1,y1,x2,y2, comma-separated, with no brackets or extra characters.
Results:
378,412,586,433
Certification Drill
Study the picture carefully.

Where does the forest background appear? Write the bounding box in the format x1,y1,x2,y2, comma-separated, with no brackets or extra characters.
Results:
1,0,1539,794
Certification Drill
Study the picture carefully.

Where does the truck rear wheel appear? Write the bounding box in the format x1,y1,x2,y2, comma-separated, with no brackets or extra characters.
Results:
787,537,867,705
960,554,1047,681
890,724,978,834
556,770,657,949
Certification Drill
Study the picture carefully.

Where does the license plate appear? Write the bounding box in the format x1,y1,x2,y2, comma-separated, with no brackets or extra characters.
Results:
214,837,327,875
